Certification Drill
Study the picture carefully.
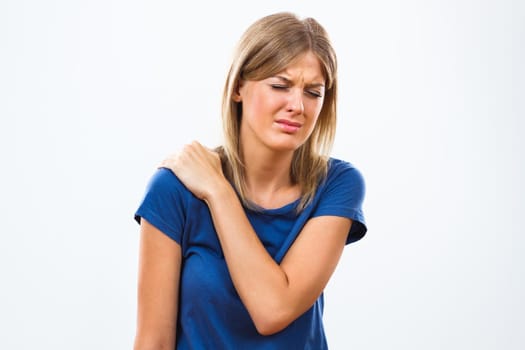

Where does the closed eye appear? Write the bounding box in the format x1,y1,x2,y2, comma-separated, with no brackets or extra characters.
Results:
270,84,323,98
306,90,323,98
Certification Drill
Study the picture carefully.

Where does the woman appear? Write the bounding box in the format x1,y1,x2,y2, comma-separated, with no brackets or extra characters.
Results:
133,12,367,349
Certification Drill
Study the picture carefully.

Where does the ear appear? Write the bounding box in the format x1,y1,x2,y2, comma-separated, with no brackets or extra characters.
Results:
232,80,243,102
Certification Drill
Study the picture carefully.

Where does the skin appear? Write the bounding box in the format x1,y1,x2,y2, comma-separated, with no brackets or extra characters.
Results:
134,51,352,347
134,219,180,350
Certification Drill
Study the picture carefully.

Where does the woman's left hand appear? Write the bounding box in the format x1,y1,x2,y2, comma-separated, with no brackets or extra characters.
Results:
159,141,226,201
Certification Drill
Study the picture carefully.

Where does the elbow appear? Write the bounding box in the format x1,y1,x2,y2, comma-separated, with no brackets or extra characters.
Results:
248,288,313,335
254,320,288,336
134,335,175,350
252,308,294,336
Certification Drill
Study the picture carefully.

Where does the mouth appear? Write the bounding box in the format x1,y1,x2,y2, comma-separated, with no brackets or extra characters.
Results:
274,119,302,133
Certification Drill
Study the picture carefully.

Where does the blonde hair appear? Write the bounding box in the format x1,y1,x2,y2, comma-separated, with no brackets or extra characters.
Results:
219,12,338,211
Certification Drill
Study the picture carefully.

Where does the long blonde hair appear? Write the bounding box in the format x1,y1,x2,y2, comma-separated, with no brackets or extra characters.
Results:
219,12,338,211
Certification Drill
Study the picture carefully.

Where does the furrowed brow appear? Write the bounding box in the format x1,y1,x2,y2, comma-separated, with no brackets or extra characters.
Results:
306,82,325,89
274,76,292,84
274,76,325,88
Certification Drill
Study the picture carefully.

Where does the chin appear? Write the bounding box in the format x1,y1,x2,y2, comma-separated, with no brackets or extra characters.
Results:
262,132,310,153
267,140,305,153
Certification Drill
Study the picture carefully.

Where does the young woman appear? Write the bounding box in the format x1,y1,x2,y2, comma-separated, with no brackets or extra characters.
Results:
133,12,367,349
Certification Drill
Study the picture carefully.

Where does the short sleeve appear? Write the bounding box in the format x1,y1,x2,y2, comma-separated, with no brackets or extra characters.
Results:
311,160,367,244
134,168,188,245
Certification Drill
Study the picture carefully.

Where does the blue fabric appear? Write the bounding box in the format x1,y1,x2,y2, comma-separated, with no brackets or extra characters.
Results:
134,158,367,349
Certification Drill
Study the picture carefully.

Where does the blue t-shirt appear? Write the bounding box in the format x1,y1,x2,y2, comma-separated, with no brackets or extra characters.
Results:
134,158,367,349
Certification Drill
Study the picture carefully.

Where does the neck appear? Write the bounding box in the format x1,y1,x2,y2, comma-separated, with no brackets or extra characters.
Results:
241,147,299,209
243,147,293,190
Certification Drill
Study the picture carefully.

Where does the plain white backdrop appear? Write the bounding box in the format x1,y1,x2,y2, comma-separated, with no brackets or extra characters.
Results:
1,0,523,349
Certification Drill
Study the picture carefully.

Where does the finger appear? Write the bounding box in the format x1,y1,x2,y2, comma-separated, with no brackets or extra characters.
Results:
158,153,178,169
158,159,168,169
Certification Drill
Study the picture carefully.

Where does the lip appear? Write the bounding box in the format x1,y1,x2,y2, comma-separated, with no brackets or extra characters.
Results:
274,119,302,133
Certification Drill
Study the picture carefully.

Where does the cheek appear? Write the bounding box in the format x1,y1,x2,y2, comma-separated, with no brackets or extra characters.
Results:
245,90,279,117
247,96,265,114
306,99,324,120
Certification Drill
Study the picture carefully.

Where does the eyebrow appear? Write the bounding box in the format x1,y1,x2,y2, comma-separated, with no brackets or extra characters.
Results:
274,75,325,88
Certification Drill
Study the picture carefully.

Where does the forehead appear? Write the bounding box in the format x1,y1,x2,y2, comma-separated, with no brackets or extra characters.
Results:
277,52,325,83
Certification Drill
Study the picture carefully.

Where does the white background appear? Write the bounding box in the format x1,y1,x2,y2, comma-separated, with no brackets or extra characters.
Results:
1,0,523,349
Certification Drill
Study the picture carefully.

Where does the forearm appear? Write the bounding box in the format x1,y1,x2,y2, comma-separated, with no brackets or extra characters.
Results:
205,183,295,333
158,143,346,334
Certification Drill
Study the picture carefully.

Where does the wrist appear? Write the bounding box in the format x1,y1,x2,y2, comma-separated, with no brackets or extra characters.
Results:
204,178,236,205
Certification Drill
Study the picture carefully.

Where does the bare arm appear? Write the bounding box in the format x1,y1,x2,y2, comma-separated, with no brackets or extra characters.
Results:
134,218,181,350
207,183,351,335
162,142,351,335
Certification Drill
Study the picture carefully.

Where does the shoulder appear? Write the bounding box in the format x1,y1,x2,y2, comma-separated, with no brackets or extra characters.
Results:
142,167,195,206
135,168,194,241
326,157,365,190
313,158,367,243
146,167,187,192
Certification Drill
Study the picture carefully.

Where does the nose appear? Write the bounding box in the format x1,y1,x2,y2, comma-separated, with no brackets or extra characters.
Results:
286,89,304,115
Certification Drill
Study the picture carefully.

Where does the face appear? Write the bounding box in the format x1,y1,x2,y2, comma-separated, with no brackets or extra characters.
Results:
234,51,326,154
